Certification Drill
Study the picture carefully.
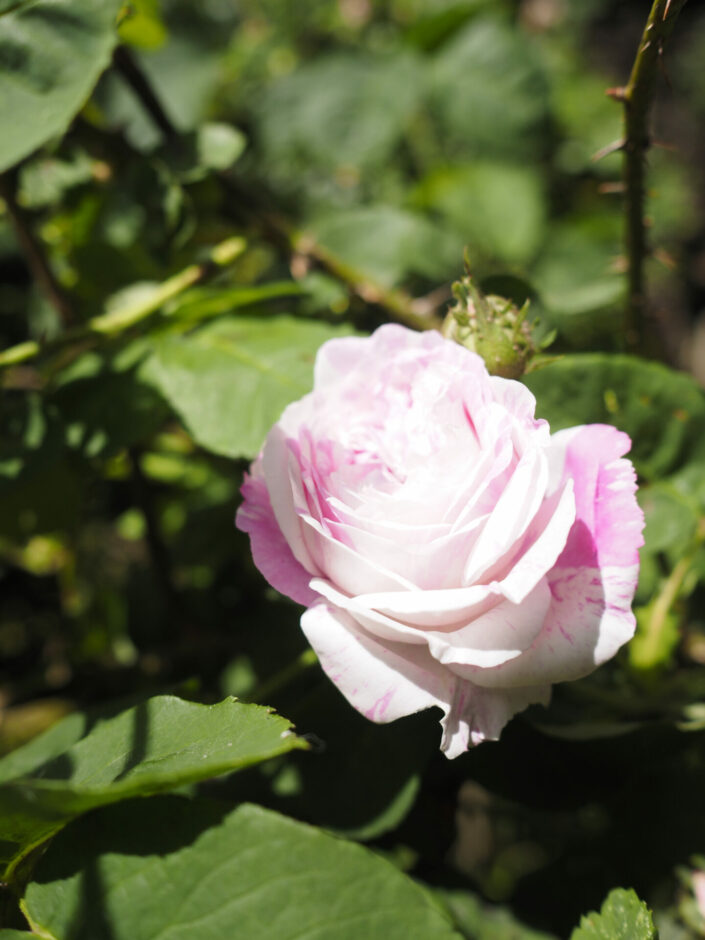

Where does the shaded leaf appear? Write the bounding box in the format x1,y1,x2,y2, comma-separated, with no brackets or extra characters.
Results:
524,354,705,480
141,314,355,459
0,695,305,880
22,797,461,940
312,206,459,288
0,0,123,172
414,162,546,265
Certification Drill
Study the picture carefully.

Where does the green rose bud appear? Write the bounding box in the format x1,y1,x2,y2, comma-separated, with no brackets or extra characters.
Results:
442,274,540,379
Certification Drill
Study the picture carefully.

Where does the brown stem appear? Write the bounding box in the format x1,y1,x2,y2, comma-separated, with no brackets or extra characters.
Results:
619,0,688,350
0,173,74,327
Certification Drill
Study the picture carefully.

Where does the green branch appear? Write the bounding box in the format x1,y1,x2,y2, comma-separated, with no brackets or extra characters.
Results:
0,237,246,370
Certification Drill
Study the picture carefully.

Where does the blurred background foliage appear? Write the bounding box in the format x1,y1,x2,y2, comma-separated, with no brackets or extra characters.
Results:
3,0,705,937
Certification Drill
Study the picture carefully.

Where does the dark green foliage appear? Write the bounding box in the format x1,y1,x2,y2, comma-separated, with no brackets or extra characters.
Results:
1,0,705,937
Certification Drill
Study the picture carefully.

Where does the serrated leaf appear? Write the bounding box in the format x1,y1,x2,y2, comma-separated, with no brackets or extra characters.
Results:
0,0,124,172
0,695,305,881
140,315,355,459
524,354,705,480
22,797,461,940
571,888,657,939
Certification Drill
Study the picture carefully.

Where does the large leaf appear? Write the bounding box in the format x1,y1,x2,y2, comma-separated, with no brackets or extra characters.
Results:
0,0,124,172
141,315,355,459
257,50,423,176
570,888,657,939
0,695,305,881
413,162,546,266
431,16,549,161
524,354,705,480
21,797,461,940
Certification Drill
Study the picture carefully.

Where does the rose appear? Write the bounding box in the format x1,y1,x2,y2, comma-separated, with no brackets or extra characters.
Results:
236,325,644,757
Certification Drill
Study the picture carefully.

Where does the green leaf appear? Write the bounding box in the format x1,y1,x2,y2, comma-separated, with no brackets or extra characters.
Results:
22,797,461,940
0,932,34,939
524,354,705,480
118,0,167,50
570,888,657,939
312,206,459,289
140,314,355,459
413,162,546,265
0,695,305,881
258,50,423,175
431,16,549,161
638,481,698,556
0,0,124,172
437,887,558,939
155,122,247,183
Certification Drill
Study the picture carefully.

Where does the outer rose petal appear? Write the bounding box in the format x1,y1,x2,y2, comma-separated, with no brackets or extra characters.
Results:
440,682,551,758
470,424,644,689
301,601,550,758
236,467,318,607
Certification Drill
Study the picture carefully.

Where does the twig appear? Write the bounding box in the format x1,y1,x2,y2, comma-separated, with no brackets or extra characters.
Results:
0,173,74,327
0,236,246,369
612,0,688,350
112,46,179,142
110,44,441,331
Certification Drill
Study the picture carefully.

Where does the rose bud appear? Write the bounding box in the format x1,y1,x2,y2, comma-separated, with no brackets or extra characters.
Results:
236,325,644,758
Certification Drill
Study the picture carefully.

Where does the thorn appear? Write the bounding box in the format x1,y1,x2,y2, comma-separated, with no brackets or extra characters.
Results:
652,139,678,153
664,0,673,20
598,182,626,194
606,86,627,102
592,139,625,162
654,247,677,270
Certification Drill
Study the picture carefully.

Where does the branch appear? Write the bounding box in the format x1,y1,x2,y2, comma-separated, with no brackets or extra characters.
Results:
614,0,688,349
0,236,246,370
110,45,441,332
0,173,74,327
112,46,179,142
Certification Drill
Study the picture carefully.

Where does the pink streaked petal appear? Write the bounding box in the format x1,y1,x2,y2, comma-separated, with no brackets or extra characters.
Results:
468,564,639,689
236,469,318,607
548,424,644,568
300,601,455,724
440,680,551,759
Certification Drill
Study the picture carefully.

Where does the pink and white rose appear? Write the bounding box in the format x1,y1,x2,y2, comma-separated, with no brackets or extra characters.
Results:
236,325,644,758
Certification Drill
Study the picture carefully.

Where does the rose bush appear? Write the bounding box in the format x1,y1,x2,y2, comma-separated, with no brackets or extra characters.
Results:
237,325,644,757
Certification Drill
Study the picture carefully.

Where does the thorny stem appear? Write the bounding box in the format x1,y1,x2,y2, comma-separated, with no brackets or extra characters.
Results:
0,236,246,370
111,45,439,331
613,0,688,350
0,173,74,327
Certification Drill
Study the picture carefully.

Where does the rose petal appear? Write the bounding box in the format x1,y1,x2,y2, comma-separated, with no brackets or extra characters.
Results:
440,681,551,758
300,601,454,723
236,466,318,606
